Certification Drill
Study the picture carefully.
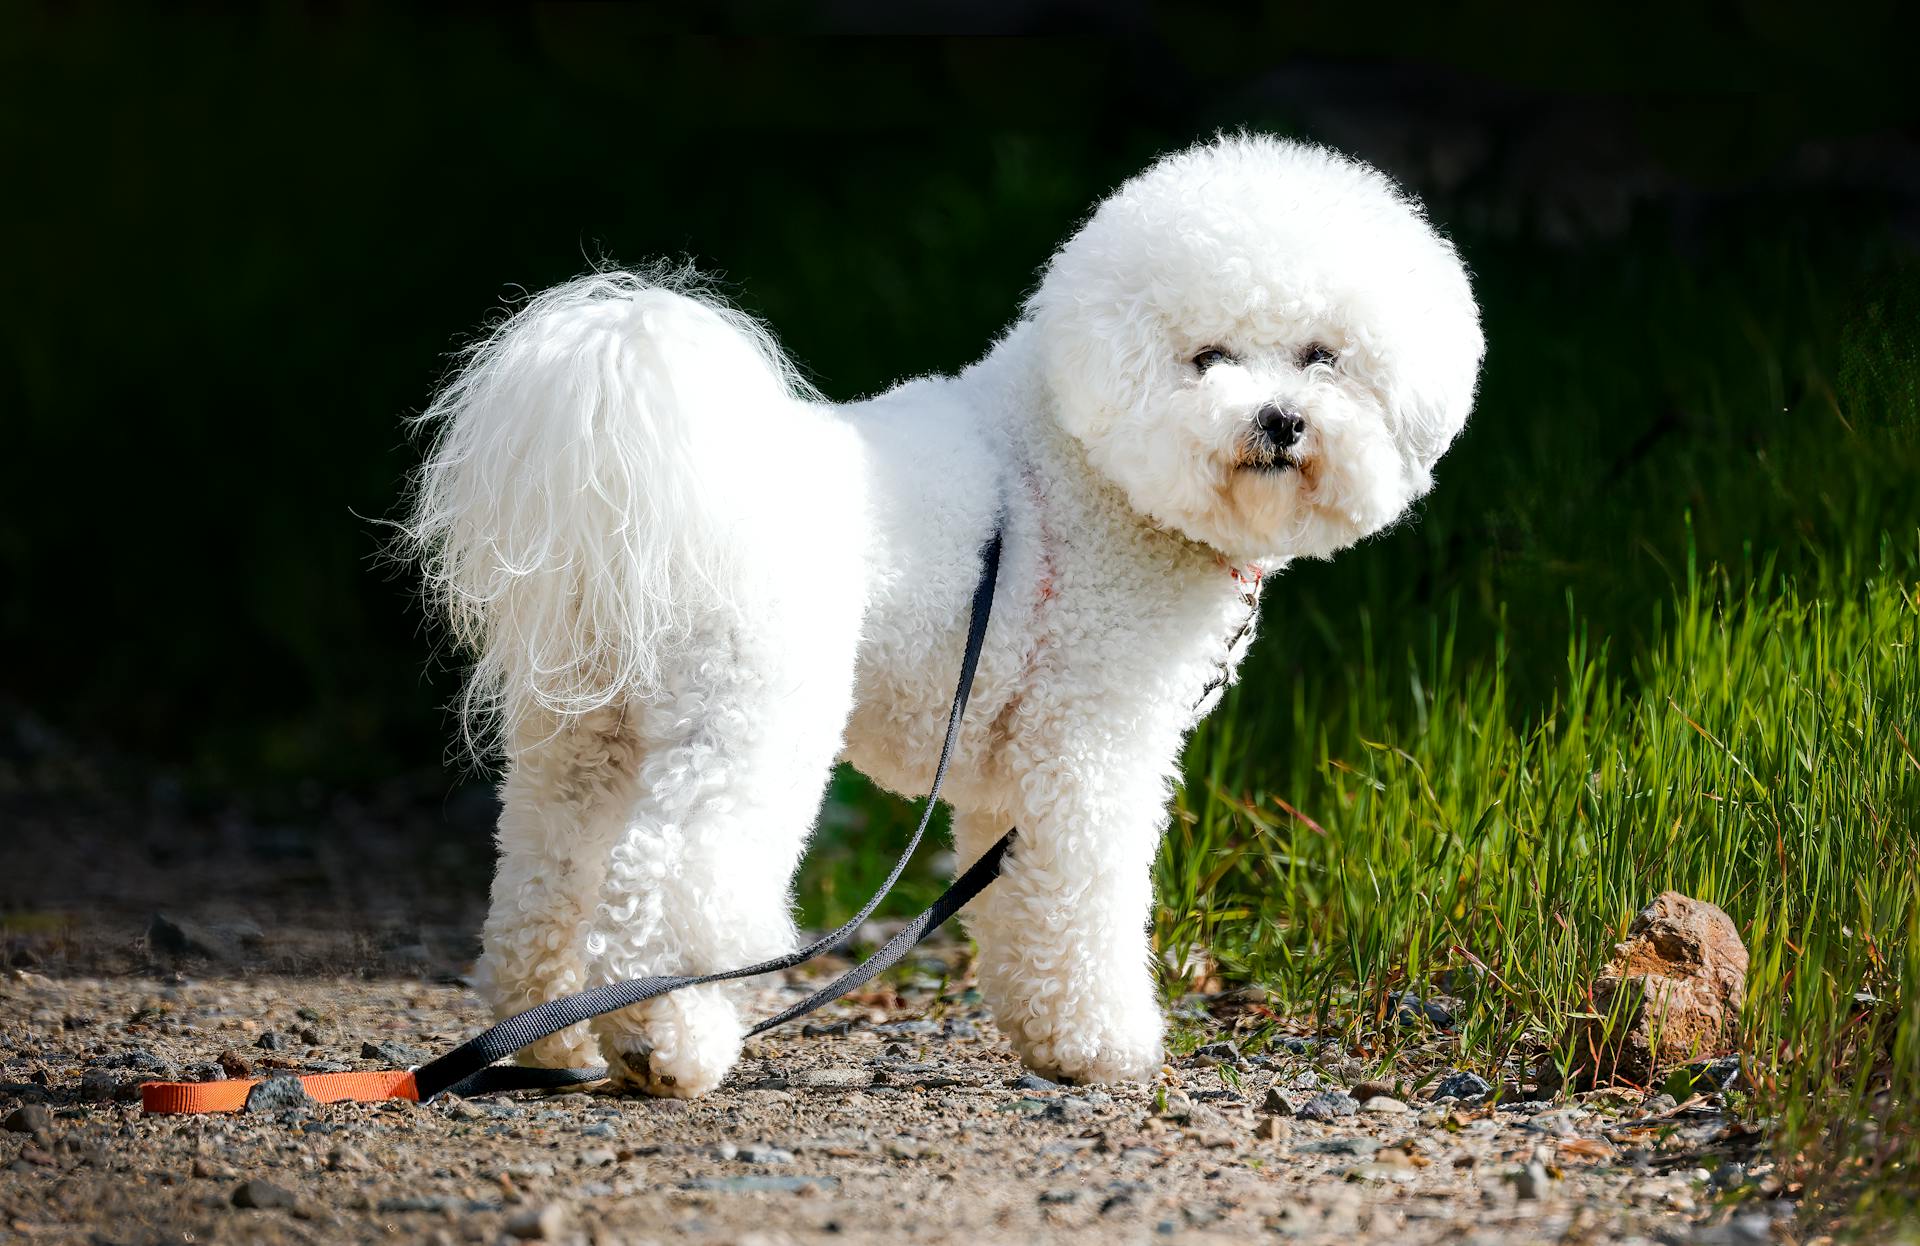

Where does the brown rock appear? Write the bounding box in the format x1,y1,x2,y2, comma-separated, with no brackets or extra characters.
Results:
1569,891,1747,1086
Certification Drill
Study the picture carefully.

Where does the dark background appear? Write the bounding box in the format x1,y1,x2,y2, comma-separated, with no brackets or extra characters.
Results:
4,8,1917,944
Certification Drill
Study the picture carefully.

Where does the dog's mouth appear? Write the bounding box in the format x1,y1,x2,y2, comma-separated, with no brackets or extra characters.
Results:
1233,436,1299,475
1233,440,1322,492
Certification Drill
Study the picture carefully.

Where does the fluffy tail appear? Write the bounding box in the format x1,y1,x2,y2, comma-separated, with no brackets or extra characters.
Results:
403,269,816,753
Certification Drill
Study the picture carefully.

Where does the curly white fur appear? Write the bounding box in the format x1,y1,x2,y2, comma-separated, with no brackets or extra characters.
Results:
405,134,1483,1094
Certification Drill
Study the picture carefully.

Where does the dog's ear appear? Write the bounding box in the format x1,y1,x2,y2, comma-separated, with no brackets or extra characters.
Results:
1028,286,1165,446
1382,312,1485,491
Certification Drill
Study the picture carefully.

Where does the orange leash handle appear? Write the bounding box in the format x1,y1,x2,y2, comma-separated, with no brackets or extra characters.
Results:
140,1070,419,1114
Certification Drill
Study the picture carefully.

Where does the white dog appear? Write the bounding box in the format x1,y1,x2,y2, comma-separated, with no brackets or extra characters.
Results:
405,133,1483,1096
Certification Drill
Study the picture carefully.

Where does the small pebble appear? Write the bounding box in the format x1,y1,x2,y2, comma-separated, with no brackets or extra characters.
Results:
360,1040,427,1065
1191,1041,1241,1067
1432,1071,1491,1101
505,1203,570,1241
1294,1135,1381,1157
1011,1072,1059,1092
326,1145,368,1172
1296,1091,1359,1122
3,1105,51,1137
231,1178,299,1210
1344,1161,1417,1183
1360,1096,1409,1115
77,1069,122,1102
788,1068,868,1091
1260,1086,1294,1116
242,1075,314,1114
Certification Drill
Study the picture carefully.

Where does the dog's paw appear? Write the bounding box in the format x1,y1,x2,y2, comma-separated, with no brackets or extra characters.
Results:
593,987,744,1099
1002,1004,1165,1085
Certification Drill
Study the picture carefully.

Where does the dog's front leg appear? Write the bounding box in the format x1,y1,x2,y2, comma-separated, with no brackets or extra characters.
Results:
953,782,1168,1085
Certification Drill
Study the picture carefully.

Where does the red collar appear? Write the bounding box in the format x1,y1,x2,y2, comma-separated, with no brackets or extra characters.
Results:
1221,559,1264,598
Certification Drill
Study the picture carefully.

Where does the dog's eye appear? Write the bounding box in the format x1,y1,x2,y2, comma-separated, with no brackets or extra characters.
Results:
1299,343,1338,368
1192,347,1233,373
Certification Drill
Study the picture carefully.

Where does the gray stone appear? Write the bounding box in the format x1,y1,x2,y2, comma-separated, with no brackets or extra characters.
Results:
1260,1086,1295,1116
1432,1070,1491,1101
231,1178,299,1210
1044,1097,1095,1122
1294,1135,1381,1157
788,1067,869,1091
147,913,236,961
1672,1056,1742,1095
505,1203,570,1240
360,1040,427,1064
735,1144,795,1164
1386,991,1455,1028
577,1147,617,1167
1512,1160,1551,1200
77,1068,124,1102
3,1105,51,1138
1524,1109,1587,1137
681,1175,837,1193
1296,1091,1360,1121
377,1195,454,1213
1359,1096,1409,1115
1191,1041,1242,1067
243,1075,314,1114
326,1144,369,1172
101,1046,171,1074
871,1020,939,1036
1012,1072,1060,1092
301,1060,352,1074
254,1031,288,1051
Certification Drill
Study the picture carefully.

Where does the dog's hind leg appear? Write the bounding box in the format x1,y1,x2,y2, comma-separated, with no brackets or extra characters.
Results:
476,705,643,1069
582,607,862,1098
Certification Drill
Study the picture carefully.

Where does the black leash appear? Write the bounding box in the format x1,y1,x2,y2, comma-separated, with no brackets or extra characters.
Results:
411,529,1013,1102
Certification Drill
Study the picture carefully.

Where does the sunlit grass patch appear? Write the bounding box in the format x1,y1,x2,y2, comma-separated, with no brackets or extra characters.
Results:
1155,243,1919,1225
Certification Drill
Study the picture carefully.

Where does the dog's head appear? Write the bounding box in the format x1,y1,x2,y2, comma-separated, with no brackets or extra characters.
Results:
1029,134,1484,563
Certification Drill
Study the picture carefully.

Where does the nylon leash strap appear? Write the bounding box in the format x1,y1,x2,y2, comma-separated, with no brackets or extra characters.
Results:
141,531,1015,1113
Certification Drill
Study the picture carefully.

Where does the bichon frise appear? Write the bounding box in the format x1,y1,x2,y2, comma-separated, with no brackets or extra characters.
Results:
405,133,1484,1096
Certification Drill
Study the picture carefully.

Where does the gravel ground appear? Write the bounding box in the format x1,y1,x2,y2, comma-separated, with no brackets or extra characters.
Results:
0,727,1796,1243
0,965,1793,1246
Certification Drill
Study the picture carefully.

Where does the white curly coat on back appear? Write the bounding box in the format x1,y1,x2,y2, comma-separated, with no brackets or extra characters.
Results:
406,135,1483,1094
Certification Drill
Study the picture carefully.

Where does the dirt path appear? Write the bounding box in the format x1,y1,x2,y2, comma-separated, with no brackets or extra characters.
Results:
0,965,1785,1246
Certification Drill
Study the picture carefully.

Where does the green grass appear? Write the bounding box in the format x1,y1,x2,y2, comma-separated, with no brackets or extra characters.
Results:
1152,239,1920,1227
800,230,1919,1227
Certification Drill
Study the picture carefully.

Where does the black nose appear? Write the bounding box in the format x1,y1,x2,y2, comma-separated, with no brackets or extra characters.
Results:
1256,404,1306,449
